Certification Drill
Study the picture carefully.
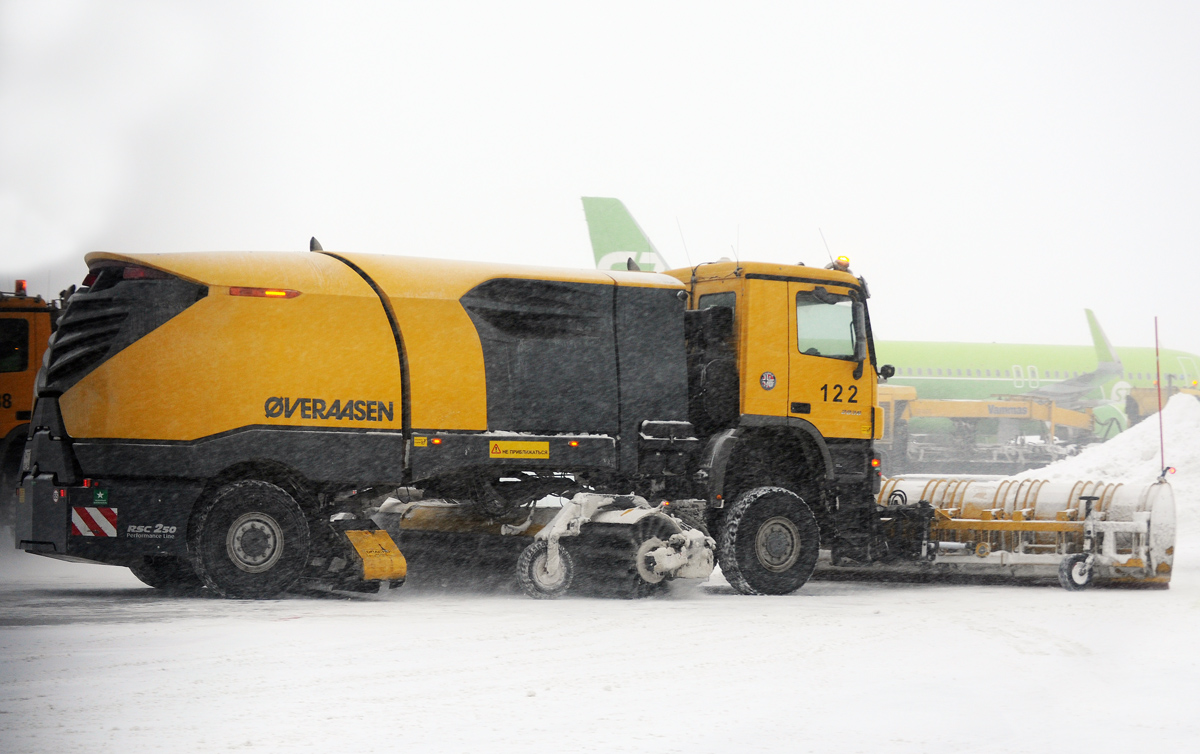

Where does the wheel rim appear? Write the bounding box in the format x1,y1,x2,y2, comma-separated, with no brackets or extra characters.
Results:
755,515,802,572
1071,560,1089,585
532,550,568,590
226,512,284,573
636,537,667,584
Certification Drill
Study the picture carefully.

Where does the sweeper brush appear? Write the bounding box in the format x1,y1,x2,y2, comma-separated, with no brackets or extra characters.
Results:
817,476,1175,589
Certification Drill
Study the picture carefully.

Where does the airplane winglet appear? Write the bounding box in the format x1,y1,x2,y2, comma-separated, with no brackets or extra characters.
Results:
581,197,671,272
1085,309,1120,366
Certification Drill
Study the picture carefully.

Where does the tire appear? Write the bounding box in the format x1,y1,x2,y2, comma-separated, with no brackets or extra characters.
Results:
517,540,574,599
190,480,311,599
718,486,820,595
129,555,204,591
1058,553,1093,591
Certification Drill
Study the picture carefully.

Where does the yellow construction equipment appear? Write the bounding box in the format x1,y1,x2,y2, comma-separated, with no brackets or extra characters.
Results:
1124,385,1200,427
0,281,61,531
876,384,1095,476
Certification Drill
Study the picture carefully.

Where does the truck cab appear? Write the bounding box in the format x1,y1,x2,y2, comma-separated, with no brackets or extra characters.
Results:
665,261,887,582
0,281,58,527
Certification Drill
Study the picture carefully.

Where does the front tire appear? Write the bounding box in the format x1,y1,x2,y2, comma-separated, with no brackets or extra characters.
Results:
190,480,311,599
718,486,820,595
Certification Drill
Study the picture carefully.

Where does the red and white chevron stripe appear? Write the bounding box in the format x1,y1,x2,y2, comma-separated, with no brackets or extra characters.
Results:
70,507,118,537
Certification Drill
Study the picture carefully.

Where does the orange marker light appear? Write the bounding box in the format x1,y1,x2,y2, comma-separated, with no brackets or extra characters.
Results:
229,287,301,299
15,279,26,295
431,438,443,445
568,440,579,447
871,458,881,468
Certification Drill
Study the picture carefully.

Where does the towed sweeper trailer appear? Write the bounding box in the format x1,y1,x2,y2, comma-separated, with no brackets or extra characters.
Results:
815,475,1175,588
16,247,900,598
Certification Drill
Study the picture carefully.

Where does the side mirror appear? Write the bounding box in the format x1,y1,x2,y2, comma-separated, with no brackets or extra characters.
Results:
880,364,896,381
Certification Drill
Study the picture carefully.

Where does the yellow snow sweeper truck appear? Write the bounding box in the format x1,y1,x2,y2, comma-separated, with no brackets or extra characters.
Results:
15,246,1171,597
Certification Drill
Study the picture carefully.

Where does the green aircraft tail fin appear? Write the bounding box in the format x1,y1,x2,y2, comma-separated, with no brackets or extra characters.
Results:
581,197,671,272
1086,309,1120,366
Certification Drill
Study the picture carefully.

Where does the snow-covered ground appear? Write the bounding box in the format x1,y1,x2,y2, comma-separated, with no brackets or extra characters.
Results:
3,397,1200,753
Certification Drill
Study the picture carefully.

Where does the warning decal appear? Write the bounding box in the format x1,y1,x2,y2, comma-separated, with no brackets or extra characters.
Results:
71,507,118,537
489,441,550,459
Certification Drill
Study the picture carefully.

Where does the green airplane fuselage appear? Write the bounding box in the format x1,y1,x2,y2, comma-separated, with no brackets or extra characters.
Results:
877,341,1199,402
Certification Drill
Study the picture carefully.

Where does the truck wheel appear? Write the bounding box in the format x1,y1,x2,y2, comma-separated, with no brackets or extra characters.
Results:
517,540,574,599
719,486,820,595
191,480,311,599
1058,553,1093,591
129,555,204,591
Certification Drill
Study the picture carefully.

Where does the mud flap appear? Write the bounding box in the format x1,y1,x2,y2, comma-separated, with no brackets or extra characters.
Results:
344,530,408,583
305,522,408,591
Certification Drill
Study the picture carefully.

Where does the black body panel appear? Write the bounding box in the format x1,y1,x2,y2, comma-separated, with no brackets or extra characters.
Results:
461,278,618,435
42,270,205,397
408,432,616,483
71,427,409,484
613,285,689,472
18,475,202,564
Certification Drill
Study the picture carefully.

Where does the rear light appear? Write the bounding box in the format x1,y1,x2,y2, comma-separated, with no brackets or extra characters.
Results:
82,272,97,287
82,479,93,488
229,287,301,299
122,266,171,280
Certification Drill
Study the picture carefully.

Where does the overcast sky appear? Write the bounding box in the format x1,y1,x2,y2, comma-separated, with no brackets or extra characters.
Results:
2,1,1197,354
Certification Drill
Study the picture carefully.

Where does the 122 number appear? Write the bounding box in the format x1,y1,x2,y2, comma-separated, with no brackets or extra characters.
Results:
819,384,857,403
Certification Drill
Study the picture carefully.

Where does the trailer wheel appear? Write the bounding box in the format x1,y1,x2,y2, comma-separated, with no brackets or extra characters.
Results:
191,480,311,599
719,486,820,595
129,555,204,592
1058,553,1093,591
517,540,574,599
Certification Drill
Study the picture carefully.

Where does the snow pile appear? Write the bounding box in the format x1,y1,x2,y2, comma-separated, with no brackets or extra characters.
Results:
1019,392,1200,549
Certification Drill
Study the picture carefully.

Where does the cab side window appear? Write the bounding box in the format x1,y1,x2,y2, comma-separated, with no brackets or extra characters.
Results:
697,291,736,316
0,319,29,373
796,290,857,360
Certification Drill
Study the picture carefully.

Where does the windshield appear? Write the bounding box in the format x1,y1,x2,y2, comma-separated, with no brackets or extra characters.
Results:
796,289,861,360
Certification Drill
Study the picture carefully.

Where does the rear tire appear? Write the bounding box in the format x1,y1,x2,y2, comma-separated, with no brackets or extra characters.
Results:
129,555,204,591
719,486,820,595
190,480,311,599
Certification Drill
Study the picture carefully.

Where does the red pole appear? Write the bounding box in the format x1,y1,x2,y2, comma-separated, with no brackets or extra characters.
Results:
1156,317,1166,475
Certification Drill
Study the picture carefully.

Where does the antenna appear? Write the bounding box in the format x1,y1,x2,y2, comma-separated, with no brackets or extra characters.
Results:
676,217,693,267
819,227,835,265
732,224,740,266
